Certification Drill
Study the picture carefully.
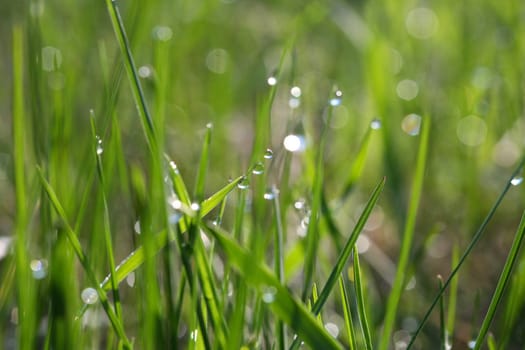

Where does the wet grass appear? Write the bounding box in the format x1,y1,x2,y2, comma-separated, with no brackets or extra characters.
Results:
2,0,525,349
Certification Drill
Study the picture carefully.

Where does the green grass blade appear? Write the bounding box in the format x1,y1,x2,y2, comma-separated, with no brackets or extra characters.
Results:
353,247,372,350
438,276,446,350
272,188,287,350
194,124,212,201
98,175,245,290
406,154,525,349
12,24,36,350
473,211,525,350
37,168,131,348
380,116,431,350
447,243,459,340
203,224,344,350
290,176,385,350
339,276,357,350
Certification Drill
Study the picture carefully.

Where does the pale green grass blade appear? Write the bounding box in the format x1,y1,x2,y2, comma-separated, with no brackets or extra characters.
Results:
353,248,372,350
194,124,212,201
438,276,446,350
473,211,525,350
203,224,344,350
380,116,431,350
406,155,525,349
12,24,37,350
487,333,497,350
99,175,245,290
273,189,287,350
339,276,357,350
37,168,131,348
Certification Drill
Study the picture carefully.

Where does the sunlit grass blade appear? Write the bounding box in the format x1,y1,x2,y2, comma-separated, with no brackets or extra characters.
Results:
438,275,446,350
353,248,372,350
473,211,525,350
98,174,245,290
12,24,36,350
37,168,131,348
406,154,525,349
339,276,357,350
380,116,431,350
203,224,344,350
290,176,385,350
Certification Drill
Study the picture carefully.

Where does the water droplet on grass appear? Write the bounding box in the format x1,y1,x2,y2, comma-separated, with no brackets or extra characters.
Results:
283,134,306,152
81,287,99,305
325,322,339,338
370,118,382,130
134,221,141,234
264,188,278,200
290,86,302,97
138,65,153,79
237,177,249,190
329,89,343,106
267,76,277,86
262,286,277,303
511,176,523,186
190,202,200,211
126,272,135,287
30,259,48,279
401,114,422,136
289,98,300,109
252,162,264,175
294,199,306,210
263,149,273,159
468,340,476,349
96,138,103,155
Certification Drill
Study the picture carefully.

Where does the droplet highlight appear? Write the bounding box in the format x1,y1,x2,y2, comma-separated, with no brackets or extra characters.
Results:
267,76,277,86
401,114,422,136
262,286,277,303
511,176,523,186
329,89,343,106
95,136,103,155
370,118,382,130
237,177,250,190
30,259,48,280
263,148,273,160
252,162,264,175
81,287,99,305
283,134,306,153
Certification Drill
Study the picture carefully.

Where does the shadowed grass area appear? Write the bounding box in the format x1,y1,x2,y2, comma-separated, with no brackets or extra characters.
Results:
2,0,525,349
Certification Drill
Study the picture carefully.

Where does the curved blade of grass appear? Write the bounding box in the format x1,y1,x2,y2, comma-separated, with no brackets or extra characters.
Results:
290,176,385,350
340,127,373,202
380,116,431,350
353,247,372,350
99,174,245,290
406,154,525,349
37,167,132,348
473,210,525,350
339,276,357,350
203,224,344,350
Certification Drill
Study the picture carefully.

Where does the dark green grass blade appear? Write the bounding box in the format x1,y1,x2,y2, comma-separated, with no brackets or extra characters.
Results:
380,116,431,350
13,24,36,350
473,211,525,350
447,243,459,340
203,224,344,350
353,248,372,350
290,177,385,350
406,154,525,349
339,276,357,350
37,168,131,348
99,175,245,290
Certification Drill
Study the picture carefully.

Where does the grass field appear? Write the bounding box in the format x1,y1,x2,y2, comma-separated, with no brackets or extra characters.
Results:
2,0,525,349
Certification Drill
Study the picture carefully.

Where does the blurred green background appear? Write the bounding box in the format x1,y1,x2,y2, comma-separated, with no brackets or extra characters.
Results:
1,0,525,349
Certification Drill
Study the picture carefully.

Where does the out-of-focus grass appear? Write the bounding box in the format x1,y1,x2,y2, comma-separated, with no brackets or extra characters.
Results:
1,0,525,349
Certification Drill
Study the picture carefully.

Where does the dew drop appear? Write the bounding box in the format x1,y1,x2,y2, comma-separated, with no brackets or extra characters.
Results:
289,98,301,109
370,118,382,130
126,272,136,287
325,322,340,338
283,134,306,152
190,202,200,211
190,329,199,342
134,221,141,235
267,76,277,86
329,90,343,106
511,176,523,186
263,148,273,160
263,188,276,200
96,136,103,155
81,287,99,305
237,177,249,190
290,86,302,98
294,199,306,210
138,65,153,79
262,286,277,303
30,259,48,280
401,114,422,136
468,340,476,349
252,162,264,175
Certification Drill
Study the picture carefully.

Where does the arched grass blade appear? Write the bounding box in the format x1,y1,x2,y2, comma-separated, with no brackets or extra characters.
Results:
37,167,132,348
291,176,385,350
203,224,344,350
99,174,245,290
406,154,525,349
473,211,525,350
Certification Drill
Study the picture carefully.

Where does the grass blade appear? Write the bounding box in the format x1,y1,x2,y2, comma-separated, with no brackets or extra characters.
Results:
406,154,525,349
37,168,131,348
380,116,431,350
203,224,344,350
339,276,357,350
353,247,372,350
438,275,446,350
473,211,525,349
